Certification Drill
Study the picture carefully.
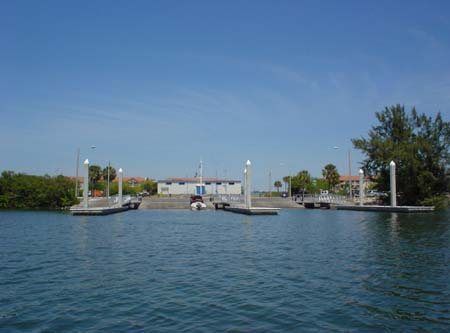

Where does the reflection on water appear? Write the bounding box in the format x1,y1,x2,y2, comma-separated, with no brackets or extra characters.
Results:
0,209,449,332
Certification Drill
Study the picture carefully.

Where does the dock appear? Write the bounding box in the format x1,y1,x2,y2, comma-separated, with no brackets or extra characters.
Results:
336,205,435,213
70,206,129,216
212,195,280,215
69,195,141,216
224,206,280,215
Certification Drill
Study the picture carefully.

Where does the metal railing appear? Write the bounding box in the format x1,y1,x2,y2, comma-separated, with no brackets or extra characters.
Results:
295,194,351,205
212,194,245,204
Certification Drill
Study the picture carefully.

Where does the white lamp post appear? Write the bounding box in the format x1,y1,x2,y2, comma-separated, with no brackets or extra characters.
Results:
334,146,352,199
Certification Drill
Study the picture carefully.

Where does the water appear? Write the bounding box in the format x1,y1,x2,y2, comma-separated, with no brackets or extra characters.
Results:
1,209,449,332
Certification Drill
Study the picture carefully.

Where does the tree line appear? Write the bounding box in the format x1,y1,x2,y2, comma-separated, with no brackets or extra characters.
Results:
0,171,78,209
274,104,449,207
86,164,157,196
273,166,340,195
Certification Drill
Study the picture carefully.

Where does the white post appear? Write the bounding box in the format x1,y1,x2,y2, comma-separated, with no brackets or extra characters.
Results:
348,149,352,200
359,169,364,206
119,168,123,206
75,148,80,197
243,168,247,206
268,170,272,197
107,162,110,200
83,159,89,208
390,161,397,207
246,160,252,208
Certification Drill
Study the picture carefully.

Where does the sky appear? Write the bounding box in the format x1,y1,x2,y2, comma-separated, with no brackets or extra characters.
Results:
1,0,450,190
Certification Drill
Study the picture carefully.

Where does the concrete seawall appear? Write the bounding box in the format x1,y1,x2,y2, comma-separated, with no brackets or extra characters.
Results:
139,196,302,209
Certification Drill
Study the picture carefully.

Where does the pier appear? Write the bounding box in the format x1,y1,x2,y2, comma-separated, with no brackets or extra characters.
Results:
69,195,141,215
212,160,280,215
70,162,141,216
296,194,351,209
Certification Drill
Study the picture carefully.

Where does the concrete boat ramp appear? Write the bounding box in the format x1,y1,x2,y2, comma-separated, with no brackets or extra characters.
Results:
212,160,280,216
71,162,142,216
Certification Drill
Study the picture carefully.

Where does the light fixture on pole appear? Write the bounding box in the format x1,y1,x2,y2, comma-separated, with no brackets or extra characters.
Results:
75,148,80,197
280,162,291,198
333,146,352,199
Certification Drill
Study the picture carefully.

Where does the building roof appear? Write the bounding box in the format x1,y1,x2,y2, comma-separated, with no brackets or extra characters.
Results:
158,177,241,183
67,176,152,183
112,177,150,183
339,175,371,182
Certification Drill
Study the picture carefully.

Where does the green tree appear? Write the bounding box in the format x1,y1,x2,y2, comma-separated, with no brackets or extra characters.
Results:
142,179,157,194
0,171,78,209
102,166,117,182
282,176,290,192
352,104,449,205
291,170,312,194
89,165,102,195
322,164,340,191
274,180,282,192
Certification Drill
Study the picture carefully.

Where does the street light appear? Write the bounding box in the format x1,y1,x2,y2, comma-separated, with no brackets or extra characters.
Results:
280,163,292,198
334,146,352,200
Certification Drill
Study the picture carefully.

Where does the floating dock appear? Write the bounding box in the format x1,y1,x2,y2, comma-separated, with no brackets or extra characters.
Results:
70,206,129,216
69,195,141,216
224,206,280,215
335,205,434,213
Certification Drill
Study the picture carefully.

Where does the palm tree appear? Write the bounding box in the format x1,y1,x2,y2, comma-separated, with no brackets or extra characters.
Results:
322,164,340,191
89,165,102,196
282,176,290,192
274,180,282,193
292,170,312,194
102,166,117,182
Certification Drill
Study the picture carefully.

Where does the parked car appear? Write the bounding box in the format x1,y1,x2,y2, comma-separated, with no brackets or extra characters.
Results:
280,192,288,198
367,190,388,197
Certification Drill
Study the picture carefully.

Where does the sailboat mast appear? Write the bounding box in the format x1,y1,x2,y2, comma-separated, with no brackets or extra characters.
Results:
199,159,203,186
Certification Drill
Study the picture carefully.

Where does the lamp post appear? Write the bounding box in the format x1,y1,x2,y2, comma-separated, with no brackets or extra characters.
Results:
280,162,291,198
89,145,96,198
334,146,352,200
75,148,80,197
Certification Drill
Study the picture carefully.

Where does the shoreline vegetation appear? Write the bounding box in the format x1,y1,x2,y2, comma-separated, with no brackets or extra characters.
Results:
0,172,78,210
0,105,448,210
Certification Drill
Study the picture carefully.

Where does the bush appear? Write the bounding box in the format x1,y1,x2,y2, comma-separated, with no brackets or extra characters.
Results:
0,171,79,209
420,195,449,210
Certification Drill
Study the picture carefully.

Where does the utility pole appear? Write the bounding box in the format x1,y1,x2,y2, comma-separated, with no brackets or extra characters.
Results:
348,149,352,200
75,148,80,197
268,170,272,197
107,161,110,207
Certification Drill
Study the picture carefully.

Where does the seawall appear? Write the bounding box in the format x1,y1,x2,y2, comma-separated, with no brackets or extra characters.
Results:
139,196,302,209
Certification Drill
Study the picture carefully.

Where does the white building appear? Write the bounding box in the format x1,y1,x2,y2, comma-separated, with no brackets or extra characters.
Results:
157,177,242,195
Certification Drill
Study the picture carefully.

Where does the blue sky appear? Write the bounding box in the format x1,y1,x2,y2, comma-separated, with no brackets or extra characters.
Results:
1,0,449,189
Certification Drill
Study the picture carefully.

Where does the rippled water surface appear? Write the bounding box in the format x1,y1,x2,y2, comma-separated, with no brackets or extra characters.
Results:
1,209,449,332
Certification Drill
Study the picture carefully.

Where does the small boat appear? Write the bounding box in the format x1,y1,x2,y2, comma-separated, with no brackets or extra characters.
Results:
190,195,207,210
